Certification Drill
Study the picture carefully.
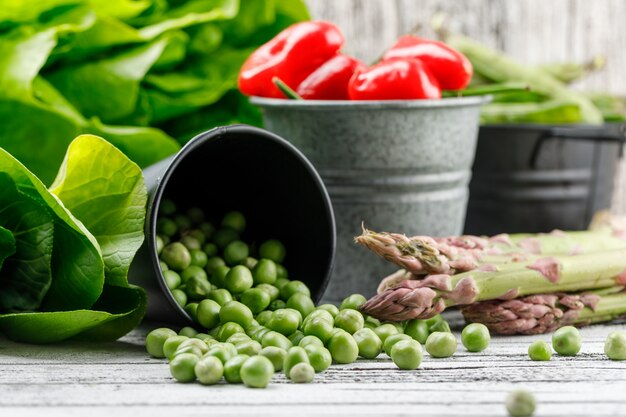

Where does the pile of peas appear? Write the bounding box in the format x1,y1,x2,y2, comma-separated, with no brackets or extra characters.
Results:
147,202,496,387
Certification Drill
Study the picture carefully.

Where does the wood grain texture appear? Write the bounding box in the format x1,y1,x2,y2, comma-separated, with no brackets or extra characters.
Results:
1,315,625,417
306,0,626,215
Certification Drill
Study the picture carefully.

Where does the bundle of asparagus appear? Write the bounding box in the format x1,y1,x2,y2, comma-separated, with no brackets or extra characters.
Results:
356,224,626,334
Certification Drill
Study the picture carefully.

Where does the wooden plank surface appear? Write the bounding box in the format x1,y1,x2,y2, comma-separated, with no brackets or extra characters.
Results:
305,0,626,215
1,313,624,417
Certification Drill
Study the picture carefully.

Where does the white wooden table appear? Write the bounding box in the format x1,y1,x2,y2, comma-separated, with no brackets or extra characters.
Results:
1,313,624,417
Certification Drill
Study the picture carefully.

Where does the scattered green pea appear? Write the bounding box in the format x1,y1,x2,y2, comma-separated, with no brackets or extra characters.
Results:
261,331,292,351
180,235,201,251
224,240,249,265
219,301,253,328
334,309,365,334
290,362,315,383
161,242,191,271
429,320,451,333
185,276,212,300
505,389,536,417
383,333,413,356
528,340,552,361
240,288,271,314
461,323,490,352
205,256,226,275
289,330,305,346
221,211,246,233
205,344,235,364
286,293,315,318
315,304,339,318
189,249,208,268
242,257,258,270
353,328,383,359
259,346,287,372
425,332,457,358
146,328,177,358
604,331,626,360
552,326,581,356
268,309,300,336
183,302,198,321
179,326,198,338
226,333,251,345
236,340,262,356
404,319,429,344
223,354,250,383
275,264,289,280
203,243,218,257
240,355,274,388
283,346,310,378
208,288,233,307
256,284,280,301
157,217,177,237
374,323,399,343
162,270,181,290
299,335,324,349
159,260,168,272
280,280,310,300
303,344,332,372
339,294,367,311
390,339,423,370
302,317,333,344
169,353,198,382
328,330,359,364
252,258,278,285
225,265,254,294
217,322,245,342
163,335,189,360
259,239,286,263
255,310,273,326
156,235,165,255
197,299,221,329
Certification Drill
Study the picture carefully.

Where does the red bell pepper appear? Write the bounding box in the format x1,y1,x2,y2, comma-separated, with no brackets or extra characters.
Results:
295,54,364,100
238,21,344,98
347,58,441,100
382,35,473,91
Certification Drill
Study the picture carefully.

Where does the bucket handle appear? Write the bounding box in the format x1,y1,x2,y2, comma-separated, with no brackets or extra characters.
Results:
530,124,626,168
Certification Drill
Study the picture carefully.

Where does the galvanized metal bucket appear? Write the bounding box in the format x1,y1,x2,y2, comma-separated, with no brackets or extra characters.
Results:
465,124,626,235
251,97,489,302
128,125,336,324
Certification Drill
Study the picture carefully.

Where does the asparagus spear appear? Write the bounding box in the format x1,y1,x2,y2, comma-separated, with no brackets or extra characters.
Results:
355,228,626,277
462,287,626,335
359,249,626,321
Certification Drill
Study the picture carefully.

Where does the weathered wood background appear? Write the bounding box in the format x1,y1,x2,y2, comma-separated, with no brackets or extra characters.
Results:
306,0,626,213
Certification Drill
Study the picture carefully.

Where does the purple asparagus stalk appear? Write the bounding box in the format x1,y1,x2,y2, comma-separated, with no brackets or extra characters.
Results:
462,288,626,335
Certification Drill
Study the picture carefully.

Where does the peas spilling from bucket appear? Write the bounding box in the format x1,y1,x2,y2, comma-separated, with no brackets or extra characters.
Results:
148,201,474,387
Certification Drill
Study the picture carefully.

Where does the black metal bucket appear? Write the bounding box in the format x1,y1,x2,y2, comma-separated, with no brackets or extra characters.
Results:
465,123,626,235
128,125,336,325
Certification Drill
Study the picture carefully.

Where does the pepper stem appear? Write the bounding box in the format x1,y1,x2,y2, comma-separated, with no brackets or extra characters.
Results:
272,77,302,100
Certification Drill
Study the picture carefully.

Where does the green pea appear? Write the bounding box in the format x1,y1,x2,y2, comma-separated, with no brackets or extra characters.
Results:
226,333,251,345
185,276,212,300
299,335,324,348
156,235,165,255
247,326,271,343
461,323,490,352
221,211,246,233
339,294,367,311
223,354,250,383
289,330,305,346
217,322,245,342
259,346,287,372
157,217,177,237
528,340,552,361
280,280,310,300
181,265,208,283
373,323,399,343
205,256,226,275
205,345,235,364
178,338,209,354
236,340,262,356
364,316,381,329
146,328,177,358
225,265,253,294
404,319,429,344
240,355,274,388
211,265,231,288
304,309,334,326
425,332,457,358
252,259,278,285
219,301,253,328
180,235,201,251
203,242,218,257
194,333,214,342
174,214,192,231
255,310,273,326
269,299,286,311
256,284,280,301
605,331,626,360
179,326,198,338
195,355,224,385
383,333,413,356
552,326,581,356
184,302,198,321
174,344,203,358
162,270,181,290
261,331,292,351
315,304,339,318
328,330,359,364
303,344,332,373
242,257,258,270
169,352,198,382
268,309,300,336
163,335,189,360
353,328,383,359
189,249,208,268
199,222,215,239
429,320,451,333
213,228,240,249
289,362,315,383
274,264,288,280
283,346,310,378
286,293,315,318
334,309,365,334
425,314,443,328
224,240,250,266
240,288,271,314
391,339,423,370
161,242,191,271
159,260,168,272
159,199,176,216
505,389,536,417
302,317,333,344
171,288,187,307
274,278,290,291
259,239,286,263
197,299,221,330
208,288,233,306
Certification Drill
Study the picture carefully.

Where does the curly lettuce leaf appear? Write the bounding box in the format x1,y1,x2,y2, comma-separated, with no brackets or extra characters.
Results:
50,135,147,287
0,173,54,312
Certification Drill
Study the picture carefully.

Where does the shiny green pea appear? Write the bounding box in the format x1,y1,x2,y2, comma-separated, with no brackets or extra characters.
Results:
197,299,221,330
223,354,249,383
169,353,198,382
146,328,177,358
353,328,383,359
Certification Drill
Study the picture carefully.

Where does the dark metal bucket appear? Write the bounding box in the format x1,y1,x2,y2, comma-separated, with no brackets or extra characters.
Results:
465,124,626,234
128,125,336,325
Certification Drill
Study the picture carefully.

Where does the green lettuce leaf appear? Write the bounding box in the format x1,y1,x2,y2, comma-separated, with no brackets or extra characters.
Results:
0,227,16,270
0,173,54,312
50,134,147,287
